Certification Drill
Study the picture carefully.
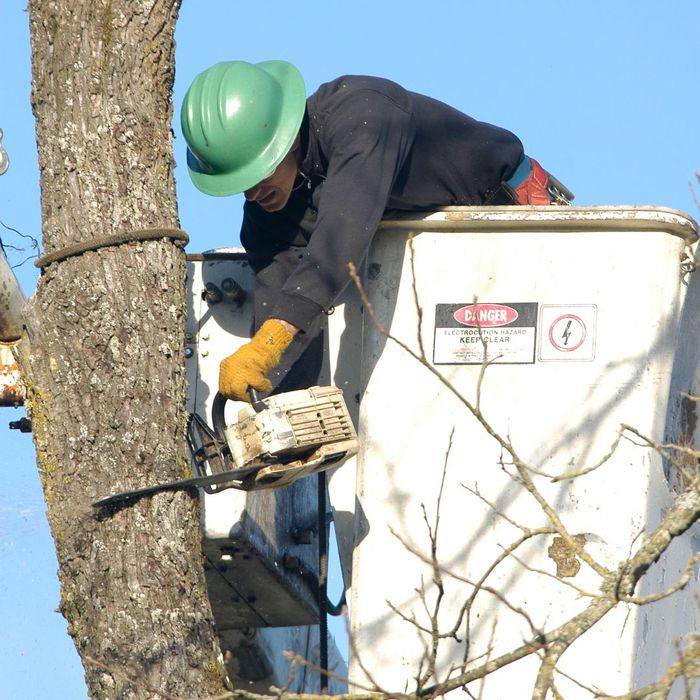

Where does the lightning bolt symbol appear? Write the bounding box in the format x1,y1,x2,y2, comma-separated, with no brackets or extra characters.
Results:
562,320,573,346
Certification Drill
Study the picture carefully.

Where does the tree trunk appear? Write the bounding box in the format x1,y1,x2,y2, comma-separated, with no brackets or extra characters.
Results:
23,1,228,697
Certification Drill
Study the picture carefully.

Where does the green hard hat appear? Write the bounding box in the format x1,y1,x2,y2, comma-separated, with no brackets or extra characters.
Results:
181,60,306,196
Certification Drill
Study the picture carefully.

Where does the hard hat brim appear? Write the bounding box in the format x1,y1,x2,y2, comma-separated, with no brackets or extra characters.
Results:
186,61,306,197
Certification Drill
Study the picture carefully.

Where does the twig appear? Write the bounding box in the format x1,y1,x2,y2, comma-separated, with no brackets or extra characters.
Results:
0,217,40,268
345,602,390,694
552,663,606,697
277,654,298,696
280,652,382,697
416,429,453,688
675,638,693,700
456,528,557,645
596,632,700,699
533,638,568,700
475,617,498,700
621,551,700,605
549,428,625,482
470,294,497,413
407,235,426,361
389,524,543,641
420,464,700,697
505,548,602,599
689,171,700,212
461,482,536,534
621,424,700,485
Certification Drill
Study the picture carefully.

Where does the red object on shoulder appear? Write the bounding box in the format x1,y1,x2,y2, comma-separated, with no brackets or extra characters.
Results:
513,158,551,205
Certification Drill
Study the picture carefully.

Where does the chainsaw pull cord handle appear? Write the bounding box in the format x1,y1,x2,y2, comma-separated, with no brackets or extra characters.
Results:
211,389,267,439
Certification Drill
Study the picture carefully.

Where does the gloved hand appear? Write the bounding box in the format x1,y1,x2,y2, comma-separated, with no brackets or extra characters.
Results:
219,319,294,402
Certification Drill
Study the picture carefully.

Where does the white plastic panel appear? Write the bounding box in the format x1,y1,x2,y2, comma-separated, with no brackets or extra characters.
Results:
349,207,700,697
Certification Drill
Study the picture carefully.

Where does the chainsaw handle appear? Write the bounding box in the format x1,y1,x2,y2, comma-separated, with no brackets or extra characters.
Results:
211,392,228,440
211,389,267,437
247,388,267,412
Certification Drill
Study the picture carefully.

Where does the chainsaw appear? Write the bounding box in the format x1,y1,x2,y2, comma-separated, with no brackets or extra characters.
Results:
92,385,358,508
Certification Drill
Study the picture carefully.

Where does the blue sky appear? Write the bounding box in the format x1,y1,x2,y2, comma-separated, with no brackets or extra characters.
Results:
1,1,699,697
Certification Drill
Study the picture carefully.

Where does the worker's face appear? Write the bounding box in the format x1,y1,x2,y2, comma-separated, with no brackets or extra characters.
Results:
244,135,300,212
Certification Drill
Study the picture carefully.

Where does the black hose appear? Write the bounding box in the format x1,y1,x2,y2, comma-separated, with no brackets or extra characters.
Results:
318,470,329,693
282,552,346,615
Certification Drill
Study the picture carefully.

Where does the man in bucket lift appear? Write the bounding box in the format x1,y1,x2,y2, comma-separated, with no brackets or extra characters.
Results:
181,60,570,402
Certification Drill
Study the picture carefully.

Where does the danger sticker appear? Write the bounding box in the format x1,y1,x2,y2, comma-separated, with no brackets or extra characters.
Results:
433,302,538,365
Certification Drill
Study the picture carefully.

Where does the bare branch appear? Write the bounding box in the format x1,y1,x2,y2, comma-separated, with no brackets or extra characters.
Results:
280,652,386,699
277,653,299,696
416,430,454,686
422,470,700,697
505,548,602,599
419,592,615,697
389,524,544,641
0,217,40,268
470,617,499,700
470,294,497,413
407,235,427,361
461,483,537,534
345,604,391,694
532,639,568,700
621,426,699,491
690,171,700,212
597,633,700,699
552,664,606,697
549,428,625,482
621,551,700,605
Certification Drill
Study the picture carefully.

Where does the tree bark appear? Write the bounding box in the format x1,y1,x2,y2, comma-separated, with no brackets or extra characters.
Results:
23,1,228,697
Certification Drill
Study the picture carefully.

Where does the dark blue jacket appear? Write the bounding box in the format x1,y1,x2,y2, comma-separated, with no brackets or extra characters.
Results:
241,75,523,333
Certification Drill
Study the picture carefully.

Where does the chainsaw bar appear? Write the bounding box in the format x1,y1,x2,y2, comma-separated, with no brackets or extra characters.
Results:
93,386,358,509
91,464,261,509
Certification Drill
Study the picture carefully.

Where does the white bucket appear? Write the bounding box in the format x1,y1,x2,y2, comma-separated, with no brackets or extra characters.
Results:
348,206,699,698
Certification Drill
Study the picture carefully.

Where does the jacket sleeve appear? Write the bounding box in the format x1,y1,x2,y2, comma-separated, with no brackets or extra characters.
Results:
268,89,416,332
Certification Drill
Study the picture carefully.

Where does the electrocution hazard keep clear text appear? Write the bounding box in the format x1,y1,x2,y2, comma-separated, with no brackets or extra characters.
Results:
433,302,538,365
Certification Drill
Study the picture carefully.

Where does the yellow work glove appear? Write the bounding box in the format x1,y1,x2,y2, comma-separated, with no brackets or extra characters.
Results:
219,319,294,402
